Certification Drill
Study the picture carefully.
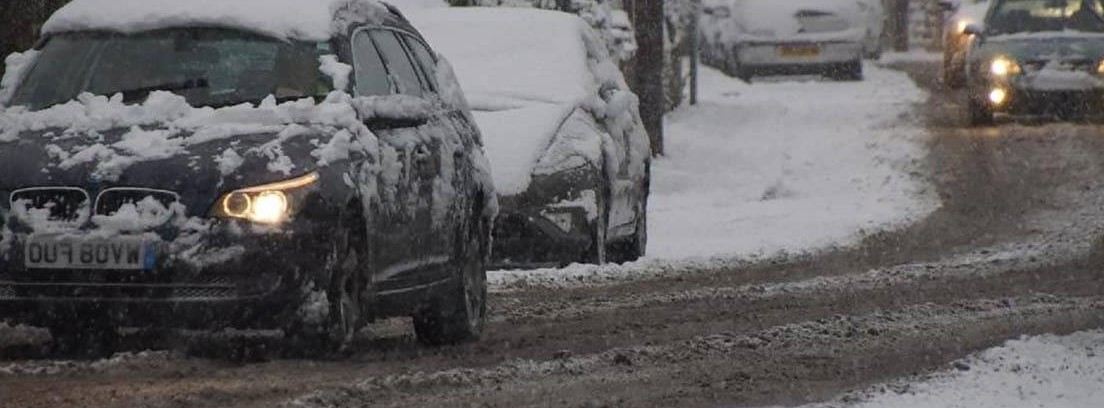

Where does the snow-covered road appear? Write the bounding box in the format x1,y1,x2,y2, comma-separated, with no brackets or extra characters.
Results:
490,63,938,286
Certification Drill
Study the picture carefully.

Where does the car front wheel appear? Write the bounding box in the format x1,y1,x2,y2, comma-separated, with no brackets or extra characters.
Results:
414,206,488,346
967,96,995,126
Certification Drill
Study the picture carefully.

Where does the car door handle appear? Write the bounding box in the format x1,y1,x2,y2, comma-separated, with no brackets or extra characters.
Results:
413,145,438,178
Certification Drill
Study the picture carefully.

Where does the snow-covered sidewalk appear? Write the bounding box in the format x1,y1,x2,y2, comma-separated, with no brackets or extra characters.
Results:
490,64,938,287
800,329,1104,408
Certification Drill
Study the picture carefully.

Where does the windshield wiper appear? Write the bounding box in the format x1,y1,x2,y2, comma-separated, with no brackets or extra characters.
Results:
117,78,209,103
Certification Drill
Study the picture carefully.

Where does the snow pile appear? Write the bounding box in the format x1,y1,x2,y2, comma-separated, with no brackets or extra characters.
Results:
826,330,1104,408
646,65,936,260
41,0,391,41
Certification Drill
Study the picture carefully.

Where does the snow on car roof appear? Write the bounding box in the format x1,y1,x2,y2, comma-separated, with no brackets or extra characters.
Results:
739,0,863,36
42,0,391,41
406,7,591,105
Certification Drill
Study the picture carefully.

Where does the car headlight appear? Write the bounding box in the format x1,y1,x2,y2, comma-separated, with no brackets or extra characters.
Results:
1096,60,1104,75
990,56,1022,77
213,172,319,224
956,19,973,34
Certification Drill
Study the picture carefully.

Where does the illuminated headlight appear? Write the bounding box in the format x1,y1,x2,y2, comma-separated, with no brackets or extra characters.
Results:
1096,60,1104,75
214,172,318,224
989,88,1009,105
956,19,972,34
990,57,1022,77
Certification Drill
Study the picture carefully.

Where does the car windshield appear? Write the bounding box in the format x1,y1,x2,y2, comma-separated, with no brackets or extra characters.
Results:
9,27,332,111
987,0,1104,34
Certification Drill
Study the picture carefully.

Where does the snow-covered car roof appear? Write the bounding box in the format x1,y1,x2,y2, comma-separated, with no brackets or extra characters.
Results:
41,0,394,41
406,7,593,106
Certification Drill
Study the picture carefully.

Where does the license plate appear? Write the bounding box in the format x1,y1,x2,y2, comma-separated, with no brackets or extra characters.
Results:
24,236,148,270
778,45,820,57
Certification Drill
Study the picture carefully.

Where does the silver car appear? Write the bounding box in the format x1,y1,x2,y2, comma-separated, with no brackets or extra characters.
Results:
700,0,867,81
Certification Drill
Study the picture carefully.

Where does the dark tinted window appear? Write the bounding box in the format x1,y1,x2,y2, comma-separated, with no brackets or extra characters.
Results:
402,34,439,92
370,30,424,97
352,30,392,96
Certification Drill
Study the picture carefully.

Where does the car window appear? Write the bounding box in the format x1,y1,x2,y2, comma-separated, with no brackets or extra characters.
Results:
401,34,439,92
369,30,425,97
10,28,331,110
351,30,392,96
988,0,1104,33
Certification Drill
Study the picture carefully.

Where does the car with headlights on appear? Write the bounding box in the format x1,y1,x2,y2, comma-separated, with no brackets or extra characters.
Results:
700,0,868,81
409,7,651,267
964,0,1104,124
0,0,496,355
940,0,992,88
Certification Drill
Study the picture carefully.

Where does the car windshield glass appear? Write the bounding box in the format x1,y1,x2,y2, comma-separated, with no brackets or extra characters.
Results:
987,0,1104,34
9,27,332,111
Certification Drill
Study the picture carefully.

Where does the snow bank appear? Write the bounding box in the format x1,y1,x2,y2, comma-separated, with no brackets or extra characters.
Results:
41,0,390,41
817,330,1104,408
647,65,936,260
490,64,937,286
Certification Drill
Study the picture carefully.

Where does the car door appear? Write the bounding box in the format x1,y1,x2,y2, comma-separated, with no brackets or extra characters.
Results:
352,27,458,287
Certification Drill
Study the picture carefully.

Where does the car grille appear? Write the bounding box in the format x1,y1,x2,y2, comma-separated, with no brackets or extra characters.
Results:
9,187,91,228
1022,59,1095,73
2,273,240,301
94,188,179,225
9,187,180,230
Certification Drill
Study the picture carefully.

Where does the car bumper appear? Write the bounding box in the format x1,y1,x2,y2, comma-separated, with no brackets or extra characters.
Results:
976,78,1104,115
0,221,329,330
490,205,594,269
737,41,863,69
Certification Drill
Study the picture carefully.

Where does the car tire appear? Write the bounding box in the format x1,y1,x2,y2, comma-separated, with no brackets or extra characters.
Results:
413,204,488,346
967,96,995,126
285,204,368,356
584,183,610,265
830,60,863,81
725,51,752,83
607,165,649,264
944,56,966,89
47,318,118,359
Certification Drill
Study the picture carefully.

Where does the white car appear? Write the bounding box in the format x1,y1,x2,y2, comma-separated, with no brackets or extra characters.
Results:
700,0,868,81
408,7,652,267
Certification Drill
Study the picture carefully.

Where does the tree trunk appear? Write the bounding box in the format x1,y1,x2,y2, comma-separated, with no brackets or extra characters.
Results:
630,0,665,157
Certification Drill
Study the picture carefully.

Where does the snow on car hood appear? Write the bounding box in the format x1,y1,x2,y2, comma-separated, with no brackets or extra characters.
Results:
737,0,864,41
471,102,575,196
41,0,391,41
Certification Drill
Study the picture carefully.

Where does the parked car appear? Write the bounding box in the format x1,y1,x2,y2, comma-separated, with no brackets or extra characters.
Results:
941,0,992,88
856,0,887,59
700,0,868,81
409,7,651,268
963,0,1104,124
0,0,496,354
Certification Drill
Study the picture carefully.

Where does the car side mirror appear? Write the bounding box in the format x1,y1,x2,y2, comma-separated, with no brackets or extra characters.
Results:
962,24,983,37
352,94,431,130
